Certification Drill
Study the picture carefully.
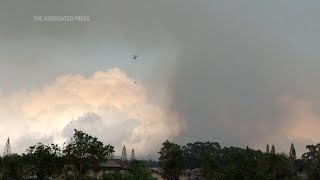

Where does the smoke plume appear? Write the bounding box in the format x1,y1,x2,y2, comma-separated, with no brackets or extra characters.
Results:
0,68,184,156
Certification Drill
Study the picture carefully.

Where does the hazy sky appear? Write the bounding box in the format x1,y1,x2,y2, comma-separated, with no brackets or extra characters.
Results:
1,0,320,157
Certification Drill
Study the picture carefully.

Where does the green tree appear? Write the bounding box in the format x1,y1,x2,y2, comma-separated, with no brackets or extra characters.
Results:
102,172,128,180
265,153,293,179
127,160,153,180
24,143,63,180
289,143,297,175
302,144,320,179
201,153,223,180
270,145,276,154
63,129,114,177
182,141,221,169
0,154,24,180
158,140,183,180
266,144,270,154
140,159,159,168
221,147,267,180
121,145,128,163
289,143,297,161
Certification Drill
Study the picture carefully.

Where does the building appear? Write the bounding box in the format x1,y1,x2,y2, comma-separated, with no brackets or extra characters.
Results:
90,159,129,178
150,168,164,180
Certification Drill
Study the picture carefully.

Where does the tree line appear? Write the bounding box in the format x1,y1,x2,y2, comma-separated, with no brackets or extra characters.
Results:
2,129,320,180
0,129,154,180
158,140,320,180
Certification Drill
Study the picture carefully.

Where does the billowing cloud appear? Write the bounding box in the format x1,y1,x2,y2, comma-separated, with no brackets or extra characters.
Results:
0,68,184,156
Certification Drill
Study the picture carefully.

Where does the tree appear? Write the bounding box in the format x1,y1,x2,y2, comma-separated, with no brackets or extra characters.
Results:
121,145,128,163
182,141,221,169
265,153,293,179
289,143,297,175
130,149,136,161
271,145,276,154
158,140,183,180
266,144,270,154
0,154,24,180
140,159,159,168
221,147,267,180
63,129,114,177
201,153,223,180
127,160,154,180
302,144,320,179
289,143,297,161
24,143,63,180
102,172,128,180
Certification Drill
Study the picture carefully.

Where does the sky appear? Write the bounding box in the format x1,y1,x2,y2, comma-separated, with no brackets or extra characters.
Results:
1,0,320,158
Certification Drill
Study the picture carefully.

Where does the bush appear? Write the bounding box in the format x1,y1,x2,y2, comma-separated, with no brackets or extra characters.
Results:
102,172,129,180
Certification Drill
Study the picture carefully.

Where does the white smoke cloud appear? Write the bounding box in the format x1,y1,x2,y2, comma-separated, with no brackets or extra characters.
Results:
0,68,184,156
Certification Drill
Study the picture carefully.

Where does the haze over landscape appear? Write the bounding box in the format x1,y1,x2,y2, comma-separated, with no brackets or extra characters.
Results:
1,0,320,158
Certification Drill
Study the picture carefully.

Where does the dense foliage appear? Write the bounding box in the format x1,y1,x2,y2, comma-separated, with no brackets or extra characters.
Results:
158,140,320,180
63,129,114,177
1,129,320,180
24,143,63,180
0,129,114,180
102,160,154,180
0,154,24,179
302,144,320,179
158,140,184,180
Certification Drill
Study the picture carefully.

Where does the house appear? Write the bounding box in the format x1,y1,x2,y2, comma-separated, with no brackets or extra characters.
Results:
100,159,129,173
90,159,129,178
297,172,308,180
180,168,204,180
150,168,164,180
149,168,205,180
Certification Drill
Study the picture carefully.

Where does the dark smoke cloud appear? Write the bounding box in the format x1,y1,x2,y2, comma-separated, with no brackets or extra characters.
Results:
166,1,320,154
